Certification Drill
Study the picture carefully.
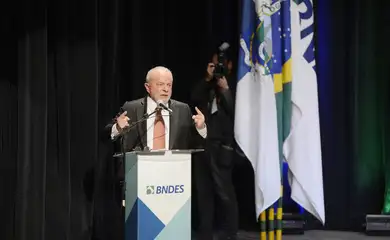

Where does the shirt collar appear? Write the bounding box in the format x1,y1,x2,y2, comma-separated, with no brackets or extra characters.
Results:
147,96,170,114
147,96,157,110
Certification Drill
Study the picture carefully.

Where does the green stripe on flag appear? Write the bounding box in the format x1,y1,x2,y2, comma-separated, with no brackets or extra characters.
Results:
274,56,292,238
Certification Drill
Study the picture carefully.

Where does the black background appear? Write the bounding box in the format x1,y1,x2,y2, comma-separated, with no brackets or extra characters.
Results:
1,0,390,239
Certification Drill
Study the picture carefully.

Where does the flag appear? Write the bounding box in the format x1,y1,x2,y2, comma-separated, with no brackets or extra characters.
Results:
270,0,293,238
283,0,325,224
235,0,282,218
271,0,292,171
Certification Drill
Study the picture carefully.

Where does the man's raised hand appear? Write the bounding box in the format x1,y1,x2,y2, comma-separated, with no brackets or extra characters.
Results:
116,111,130,130
192,107,205,129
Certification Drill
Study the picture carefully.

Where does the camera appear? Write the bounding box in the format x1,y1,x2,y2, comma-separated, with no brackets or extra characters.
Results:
213,42,230,79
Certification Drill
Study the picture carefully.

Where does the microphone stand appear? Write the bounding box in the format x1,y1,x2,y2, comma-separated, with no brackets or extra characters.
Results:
116,107,163,205
116,106,162,149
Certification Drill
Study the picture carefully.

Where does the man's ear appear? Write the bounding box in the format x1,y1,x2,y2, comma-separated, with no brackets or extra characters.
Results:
144,83,150,93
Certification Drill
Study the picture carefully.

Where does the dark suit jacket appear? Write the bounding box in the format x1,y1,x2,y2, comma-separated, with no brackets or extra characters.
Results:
105,96,205,152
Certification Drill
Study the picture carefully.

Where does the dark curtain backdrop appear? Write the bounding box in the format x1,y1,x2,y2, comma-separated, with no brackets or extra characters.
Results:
317,0,390,231
1,0,390,239
0,0,239,239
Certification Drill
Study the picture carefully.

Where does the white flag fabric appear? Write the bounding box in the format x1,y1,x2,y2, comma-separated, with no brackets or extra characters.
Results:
235,0,282,218
235,73,282,218
283,0,325,224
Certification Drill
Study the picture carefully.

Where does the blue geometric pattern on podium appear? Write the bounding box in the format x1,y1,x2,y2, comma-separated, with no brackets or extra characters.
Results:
125,198,191,240
124,151,192,240
126,198,165,240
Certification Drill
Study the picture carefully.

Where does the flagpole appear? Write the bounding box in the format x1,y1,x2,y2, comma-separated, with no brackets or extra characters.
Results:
268,207,275,240
276,185,283,240
260,211,267,240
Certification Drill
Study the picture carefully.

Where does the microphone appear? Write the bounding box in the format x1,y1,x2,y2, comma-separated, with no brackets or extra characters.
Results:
113,100,172,150
114,111,151,155
113,112,148,139
156,100,173,113
112,101,166,142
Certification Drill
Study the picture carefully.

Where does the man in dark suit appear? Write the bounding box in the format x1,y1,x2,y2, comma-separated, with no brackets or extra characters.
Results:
103,66,207,239
191,53,238,240
107,65,207,152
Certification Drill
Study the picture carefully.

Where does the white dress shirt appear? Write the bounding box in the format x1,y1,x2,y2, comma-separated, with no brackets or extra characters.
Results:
111,97,207,149
145,97,170,149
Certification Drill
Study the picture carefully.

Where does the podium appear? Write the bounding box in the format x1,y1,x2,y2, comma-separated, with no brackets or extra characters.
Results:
117,149,202,240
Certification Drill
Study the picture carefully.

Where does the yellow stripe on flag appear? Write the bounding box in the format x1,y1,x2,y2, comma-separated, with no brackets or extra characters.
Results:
274,58,292,93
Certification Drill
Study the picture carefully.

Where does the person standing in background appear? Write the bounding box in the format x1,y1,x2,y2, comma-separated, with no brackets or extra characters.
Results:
191,52,238,240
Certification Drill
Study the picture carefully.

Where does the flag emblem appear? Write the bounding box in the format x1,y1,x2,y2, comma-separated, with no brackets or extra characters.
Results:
239,0,284,79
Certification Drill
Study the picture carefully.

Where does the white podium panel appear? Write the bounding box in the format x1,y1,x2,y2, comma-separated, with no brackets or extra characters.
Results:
123,150,198,240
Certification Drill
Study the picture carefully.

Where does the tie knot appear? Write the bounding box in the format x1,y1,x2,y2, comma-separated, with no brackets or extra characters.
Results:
155,108,163,121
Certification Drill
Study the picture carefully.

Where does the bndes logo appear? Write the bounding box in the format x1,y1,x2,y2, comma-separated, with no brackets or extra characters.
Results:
146,185,155,195
146,185,184,195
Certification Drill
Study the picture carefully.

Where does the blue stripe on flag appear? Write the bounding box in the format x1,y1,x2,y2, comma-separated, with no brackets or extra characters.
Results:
271,0,292,75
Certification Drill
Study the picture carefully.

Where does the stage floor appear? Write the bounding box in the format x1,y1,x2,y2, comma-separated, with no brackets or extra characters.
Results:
237,230,390,240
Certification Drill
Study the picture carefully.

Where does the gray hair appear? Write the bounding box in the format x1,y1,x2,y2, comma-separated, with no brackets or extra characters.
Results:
145,66,172,83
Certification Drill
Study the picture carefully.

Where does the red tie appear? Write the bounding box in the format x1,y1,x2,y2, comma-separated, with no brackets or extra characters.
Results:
153,109,166,150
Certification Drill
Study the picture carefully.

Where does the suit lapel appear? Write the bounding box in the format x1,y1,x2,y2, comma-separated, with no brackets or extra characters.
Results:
169,100,178,149
136,97,148,149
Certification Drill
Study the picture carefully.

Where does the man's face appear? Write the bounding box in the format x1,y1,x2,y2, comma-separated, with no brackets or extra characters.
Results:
144,70,173,103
